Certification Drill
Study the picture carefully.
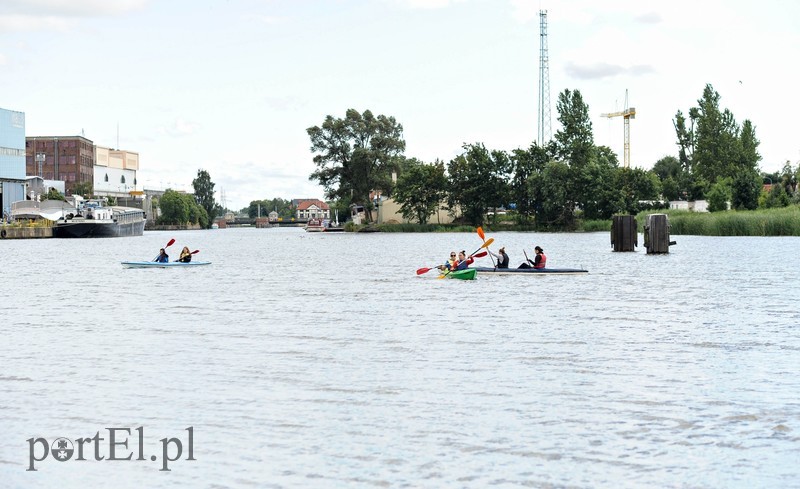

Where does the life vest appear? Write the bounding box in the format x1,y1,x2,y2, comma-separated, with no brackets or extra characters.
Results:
497,253,509,268
533,253,547,269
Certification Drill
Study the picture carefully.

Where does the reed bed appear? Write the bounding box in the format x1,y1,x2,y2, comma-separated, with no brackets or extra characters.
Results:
636,206,800,236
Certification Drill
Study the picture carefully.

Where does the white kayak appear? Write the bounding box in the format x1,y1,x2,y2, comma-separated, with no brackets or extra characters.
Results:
121,261,212,269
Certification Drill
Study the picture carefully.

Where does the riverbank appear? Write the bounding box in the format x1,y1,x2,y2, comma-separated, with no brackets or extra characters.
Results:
345,205,800,236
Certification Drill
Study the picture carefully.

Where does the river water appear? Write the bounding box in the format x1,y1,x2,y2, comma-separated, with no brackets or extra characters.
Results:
1,228,798,488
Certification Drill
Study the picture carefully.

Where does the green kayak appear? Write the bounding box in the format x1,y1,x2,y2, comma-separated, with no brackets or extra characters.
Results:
439,268,477,280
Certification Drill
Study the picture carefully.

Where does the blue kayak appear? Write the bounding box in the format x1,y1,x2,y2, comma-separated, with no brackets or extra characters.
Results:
121,261,211,269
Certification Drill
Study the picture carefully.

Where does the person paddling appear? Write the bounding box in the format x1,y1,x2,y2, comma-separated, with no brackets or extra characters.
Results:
519,245,546,269
488,246,510,268
155,248,169,263
453,250,476,271
438,251,458,271
178,246,193,263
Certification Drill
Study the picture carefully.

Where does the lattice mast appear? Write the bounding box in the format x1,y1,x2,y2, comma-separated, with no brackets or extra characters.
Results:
537,10,552,144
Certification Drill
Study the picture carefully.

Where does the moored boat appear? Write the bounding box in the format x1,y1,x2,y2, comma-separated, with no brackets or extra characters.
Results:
439,268,477,280
121,261,212,269
304,218,325,232
54,198,145,238
470,266,588,275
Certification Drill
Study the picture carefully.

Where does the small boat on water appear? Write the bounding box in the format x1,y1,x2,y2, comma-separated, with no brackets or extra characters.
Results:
304,218,325,232
54,197,145,238
439,269,477,280
470,267,588,275
121,261,212,269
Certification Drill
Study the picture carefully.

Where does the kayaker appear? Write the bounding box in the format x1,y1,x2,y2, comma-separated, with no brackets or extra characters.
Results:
155,248,169,263
453,250,475,270
438,251,458,271
488,246,510,268
519,245,546,269
178,246,192,263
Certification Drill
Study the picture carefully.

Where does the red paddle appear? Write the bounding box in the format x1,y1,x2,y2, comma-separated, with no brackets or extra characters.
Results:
416,251,487,275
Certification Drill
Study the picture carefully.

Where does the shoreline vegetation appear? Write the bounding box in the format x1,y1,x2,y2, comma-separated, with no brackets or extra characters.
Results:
345,205,800,237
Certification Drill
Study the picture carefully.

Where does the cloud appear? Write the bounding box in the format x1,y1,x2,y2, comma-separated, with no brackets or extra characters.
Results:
0,0,146,34
635,11,662,24
508,0,538,23
158,118,201,138
395,0,466,10
0,0,148,17
565,61,655,80
0,14,73,31
241,13,286,25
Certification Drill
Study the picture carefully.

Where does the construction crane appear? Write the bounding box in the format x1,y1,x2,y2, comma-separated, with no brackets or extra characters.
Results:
601,90,636,169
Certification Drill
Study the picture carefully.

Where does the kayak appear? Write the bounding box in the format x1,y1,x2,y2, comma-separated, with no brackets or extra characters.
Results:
470,266,587,275
438,268,477,280
121,261,212,269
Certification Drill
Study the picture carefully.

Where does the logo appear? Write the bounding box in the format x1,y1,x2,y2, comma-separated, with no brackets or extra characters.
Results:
51,438,74,462
27,427,194,472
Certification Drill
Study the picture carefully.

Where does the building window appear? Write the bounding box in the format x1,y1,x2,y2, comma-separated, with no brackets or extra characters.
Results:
121,175,126,184
105,174,109,182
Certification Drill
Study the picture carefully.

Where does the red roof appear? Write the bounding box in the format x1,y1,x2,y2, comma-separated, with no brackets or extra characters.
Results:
296,199,329,211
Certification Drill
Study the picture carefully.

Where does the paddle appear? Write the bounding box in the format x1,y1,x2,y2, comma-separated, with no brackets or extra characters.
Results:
174,250,200,262
416,251,487,275
439,238,494,278
477,226,496,267
523,249,536,267
153,238,176,261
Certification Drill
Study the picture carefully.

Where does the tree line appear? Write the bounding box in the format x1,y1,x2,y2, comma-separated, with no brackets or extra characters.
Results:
157,169,223,228
306,84,800,228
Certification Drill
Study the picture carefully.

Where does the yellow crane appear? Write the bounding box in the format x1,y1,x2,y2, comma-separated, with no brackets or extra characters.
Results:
601,91,636,169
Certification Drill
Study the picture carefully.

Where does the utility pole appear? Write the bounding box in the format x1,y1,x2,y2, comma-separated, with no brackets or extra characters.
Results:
537,10,552,145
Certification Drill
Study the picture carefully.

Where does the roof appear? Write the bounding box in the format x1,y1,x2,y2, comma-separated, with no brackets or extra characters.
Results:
296,199,329,211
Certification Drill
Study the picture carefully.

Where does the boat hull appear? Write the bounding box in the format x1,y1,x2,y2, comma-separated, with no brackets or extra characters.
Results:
55,219,145,238
121,261,212,269
439,268,477,280
471,266,588,275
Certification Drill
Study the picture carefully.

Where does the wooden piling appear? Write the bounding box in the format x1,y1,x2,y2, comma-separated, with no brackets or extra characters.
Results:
610,215,637,252
644,213,674,254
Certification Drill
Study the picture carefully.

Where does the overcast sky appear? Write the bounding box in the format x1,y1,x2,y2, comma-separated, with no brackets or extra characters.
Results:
1,0,798,210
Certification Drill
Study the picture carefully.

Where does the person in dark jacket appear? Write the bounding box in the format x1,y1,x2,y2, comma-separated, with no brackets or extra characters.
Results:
488,247,510,268
519,246,546,269
155,248,169,263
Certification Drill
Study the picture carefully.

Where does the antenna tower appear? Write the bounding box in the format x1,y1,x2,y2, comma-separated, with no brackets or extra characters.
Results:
537,10,552,144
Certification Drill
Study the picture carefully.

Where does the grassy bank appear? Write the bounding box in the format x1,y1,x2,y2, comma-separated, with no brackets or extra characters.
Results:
637,206,800,236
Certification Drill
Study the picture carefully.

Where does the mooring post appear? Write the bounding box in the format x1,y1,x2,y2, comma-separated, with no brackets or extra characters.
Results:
611,215,637,252
644,213,675,254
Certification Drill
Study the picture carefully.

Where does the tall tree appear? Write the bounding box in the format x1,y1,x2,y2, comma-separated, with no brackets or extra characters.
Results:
554,89,594,165
446,143,510,226
392,159,447,224
307,109,405,222
192,169,218,228
553,89,597,219
510,142,553,224
731,169,761,210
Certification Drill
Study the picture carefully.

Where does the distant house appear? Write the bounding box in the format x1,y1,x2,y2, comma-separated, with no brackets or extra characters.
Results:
669,200,709,212
268,210,279,222
294,198,330,220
